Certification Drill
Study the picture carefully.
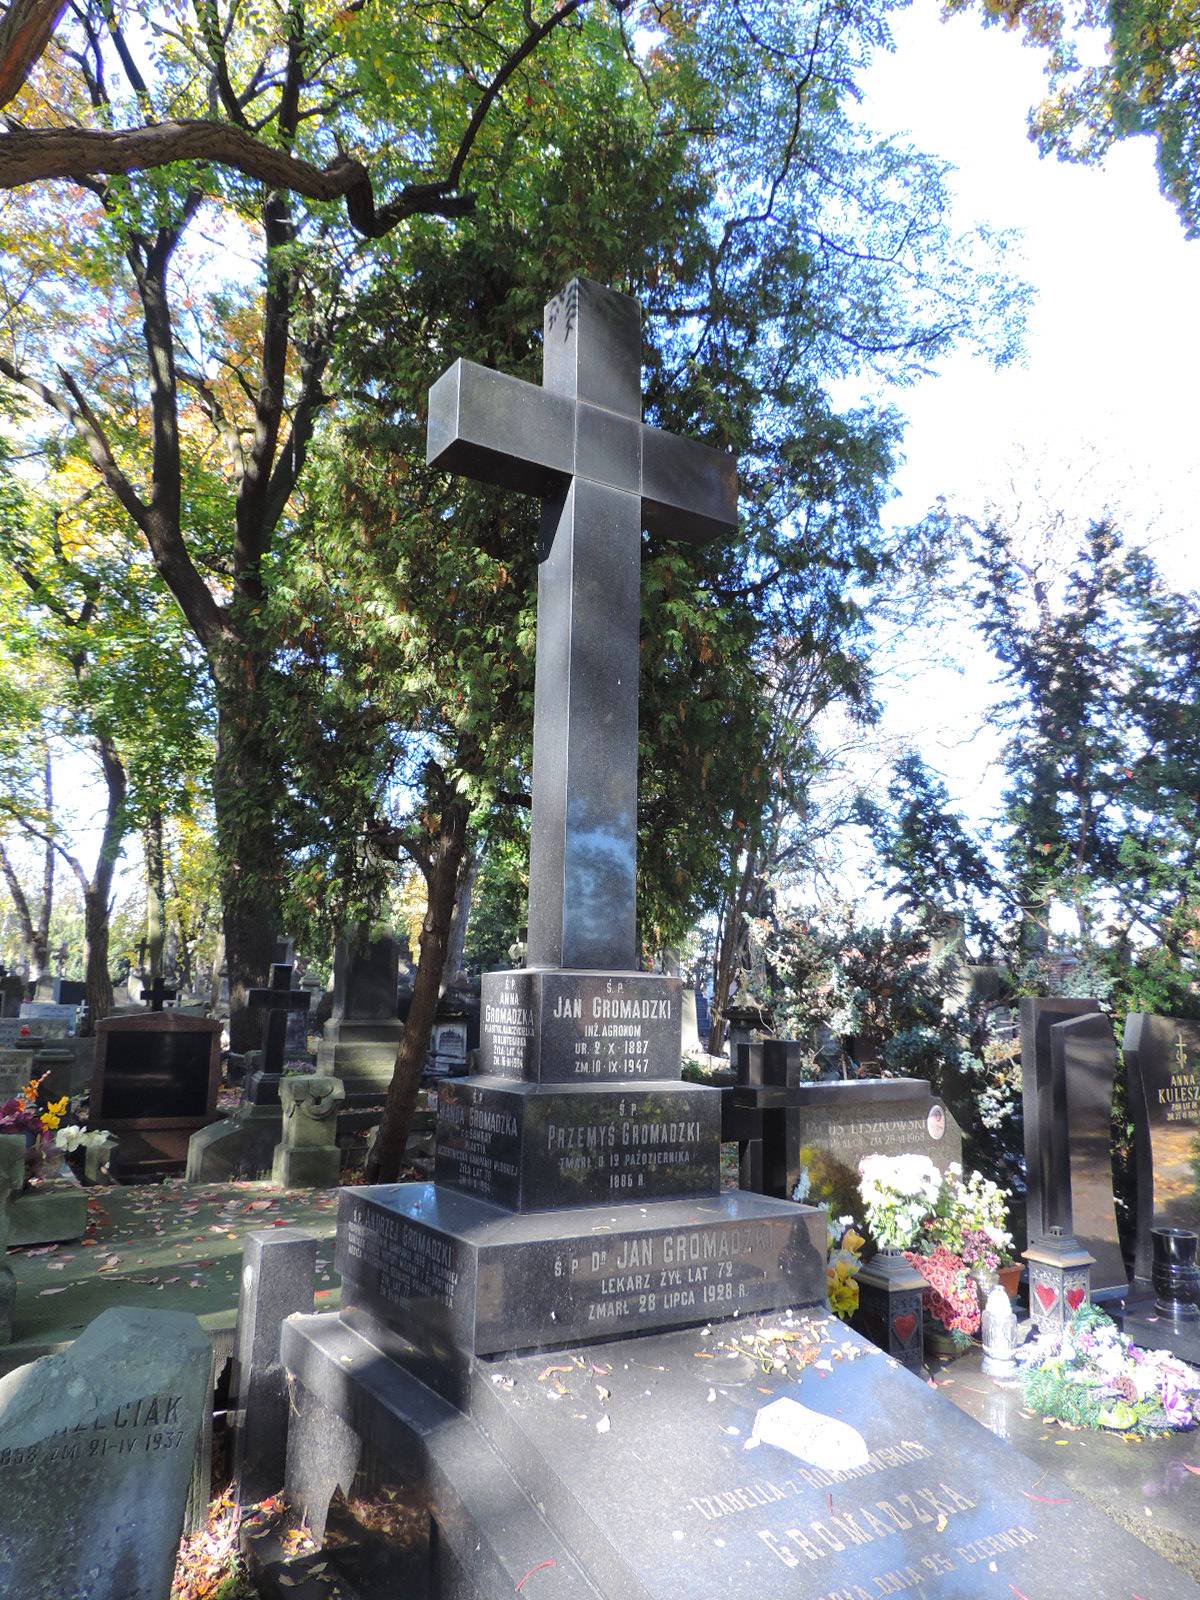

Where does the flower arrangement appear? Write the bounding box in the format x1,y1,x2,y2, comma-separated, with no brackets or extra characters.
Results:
282,1059,316,1077
54,1125,112,1155
857,1153,942,1250
903,1245,981,1340
922,1164,1014,1264
0,1075,66,1142
826,1216,864,1321
1018,1304,1200,1434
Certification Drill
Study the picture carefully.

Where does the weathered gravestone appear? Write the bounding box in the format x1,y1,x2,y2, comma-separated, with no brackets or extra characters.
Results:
785,1077,962,1219
19,1000,78,1036
270,281,1199,1600
271,1074,345,1189
89,1012,220,1177
315,934,404,1100
1018,996,1100,1248
1049,1012,1127,1295
185,964,308,1184
0,1046,31,1099
1123,1013,1200,1362
0,1017,34,1048
0,1306,210,1599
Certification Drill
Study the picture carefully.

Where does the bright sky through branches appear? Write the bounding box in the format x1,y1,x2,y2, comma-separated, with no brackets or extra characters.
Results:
843,0,1200,838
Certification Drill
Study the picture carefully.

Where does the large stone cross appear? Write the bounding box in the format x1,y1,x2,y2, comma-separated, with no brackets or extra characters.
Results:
428,277,737,972
248,963,311,1077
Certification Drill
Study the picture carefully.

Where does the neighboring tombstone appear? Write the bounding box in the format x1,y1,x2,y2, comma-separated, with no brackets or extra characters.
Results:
271,1076,345,1188
18,1001,78,1037
56,978,86,1007
245,963,311,1107
89,1012,221,1177
231,1230,316,1507
0,974,23,1018
0,1306,210,1599
0,1048,31,1099
722,1040,809,1196
426,1015,469,1078
314,934,403,1101
1018,996,1100,1246
140,975,178,1012
782,1077,962,1219
1049,1012,1127,1295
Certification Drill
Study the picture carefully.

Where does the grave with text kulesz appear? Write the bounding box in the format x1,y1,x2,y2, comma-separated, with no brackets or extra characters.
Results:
276,281,1200,1600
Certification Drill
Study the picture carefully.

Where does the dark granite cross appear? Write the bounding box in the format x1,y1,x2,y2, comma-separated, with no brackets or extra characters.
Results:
248,962,312,1077
428,277,737,972
140,975,177,1012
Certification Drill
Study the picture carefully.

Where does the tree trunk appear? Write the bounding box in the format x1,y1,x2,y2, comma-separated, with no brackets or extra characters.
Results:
211,658,284,1050
708,850,755,1058
144,809,166,977
82,739,127,1025
29,747,54,981
440,846,478,988
368,793,470,1184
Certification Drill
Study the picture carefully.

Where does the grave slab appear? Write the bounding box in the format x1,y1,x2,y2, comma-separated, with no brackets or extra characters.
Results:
282,1306,1200,1600
0,1305,210,1600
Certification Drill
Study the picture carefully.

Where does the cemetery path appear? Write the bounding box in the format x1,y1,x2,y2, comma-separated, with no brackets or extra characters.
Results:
932,1348,1200,1581
2,1180,343,1375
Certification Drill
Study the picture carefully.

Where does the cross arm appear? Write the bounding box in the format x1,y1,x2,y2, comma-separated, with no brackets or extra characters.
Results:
641,425,738,544
427,359,575,496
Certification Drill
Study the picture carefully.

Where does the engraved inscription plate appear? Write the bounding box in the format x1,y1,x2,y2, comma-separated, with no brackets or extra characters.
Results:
336,1186,825,1357
464,1310,1188,1600
480,969,682,1082
434,1077,721,1210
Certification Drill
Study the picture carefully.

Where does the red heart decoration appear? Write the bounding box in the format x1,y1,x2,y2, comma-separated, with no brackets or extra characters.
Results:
892,1313,918,1345
1066,1287,1086,1312
1034,1283,1058,1313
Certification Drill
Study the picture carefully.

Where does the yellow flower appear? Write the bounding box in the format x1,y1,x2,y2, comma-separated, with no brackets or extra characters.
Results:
40,1096,69,1132
842,1228,866,1257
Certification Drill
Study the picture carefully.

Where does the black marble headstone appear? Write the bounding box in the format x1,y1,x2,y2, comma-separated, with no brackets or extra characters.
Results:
1124,1013,1200,1281
1018,996,1101,1243
1049,1012,1126,1294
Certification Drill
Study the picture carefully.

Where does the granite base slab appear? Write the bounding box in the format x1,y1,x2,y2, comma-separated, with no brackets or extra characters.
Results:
8,1181,87,1246
281,1307,1200,1600
335,1183,826,1364
316,1020,404,1099
434,1075,720,1210
480,968,681,1082
1121,1288,1200,1368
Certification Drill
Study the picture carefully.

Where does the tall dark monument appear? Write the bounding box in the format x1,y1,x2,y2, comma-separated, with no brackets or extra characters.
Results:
277,283,1200,1600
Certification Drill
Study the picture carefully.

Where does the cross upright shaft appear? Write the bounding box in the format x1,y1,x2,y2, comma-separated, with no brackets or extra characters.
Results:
427,278,737,971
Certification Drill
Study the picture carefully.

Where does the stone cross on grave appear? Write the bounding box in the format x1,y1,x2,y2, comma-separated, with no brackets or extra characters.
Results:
140,976,177,1013
247,963,312,1079
427,276,737,971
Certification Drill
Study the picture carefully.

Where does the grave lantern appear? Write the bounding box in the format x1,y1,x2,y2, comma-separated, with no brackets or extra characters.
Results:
1023,1226,1094,1337
854,1249,926,1375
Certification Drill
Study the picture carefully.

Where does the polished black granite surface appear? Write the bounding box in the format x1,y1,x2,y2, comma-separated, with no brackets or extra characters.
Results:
335,1182,825,1359
479,968,682,1082
434,1076,719,1210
